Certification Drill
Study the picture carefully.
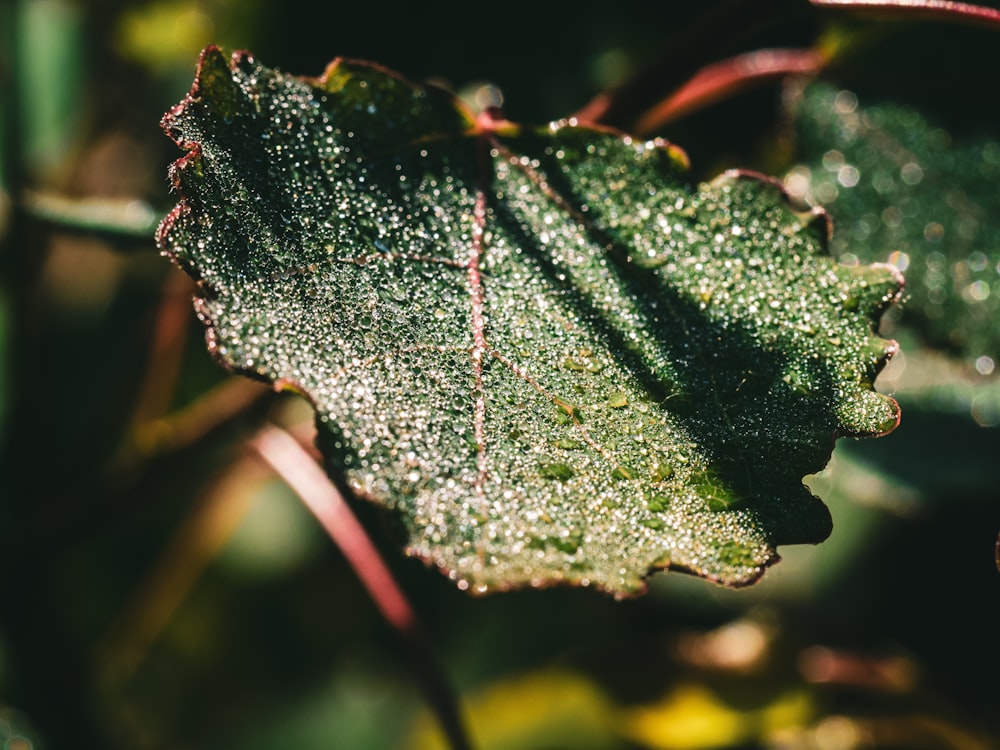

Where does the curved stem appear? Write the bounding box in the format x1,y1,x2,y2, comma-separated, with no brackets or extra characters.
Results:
249,424,475,750
811,0,1000,29
634,48,826,135
573,0,806,129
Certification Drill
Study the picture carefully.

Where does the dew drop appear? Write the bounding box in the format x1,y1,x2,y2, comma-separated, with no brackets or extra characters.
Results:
887,251,910,271
607,391,628,409
652,462,674,482
965,280,990,302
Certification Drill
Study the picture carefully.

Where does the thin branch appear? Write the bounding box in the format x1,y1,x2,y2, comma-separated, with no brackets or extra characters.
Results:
634,48,826,135
810,0,1000,28
576,0,1000,134
97,452,267,684
128,270,195,431
111,266,275,471
249,424,475,750
250,425,414,631
131,377,273,457
573,0,794,129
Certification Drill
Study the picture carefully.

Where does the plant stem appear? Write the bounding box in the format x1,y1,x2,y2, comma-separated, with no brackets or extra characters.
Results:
633,48,825,135
98,451,267,684
574,0,806,130
249,424,475,750
811,0,1000,29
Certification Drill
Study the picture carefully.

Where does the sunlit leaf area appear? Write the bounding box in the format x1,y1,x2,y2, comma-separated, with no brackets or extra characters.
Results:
2,2,999,748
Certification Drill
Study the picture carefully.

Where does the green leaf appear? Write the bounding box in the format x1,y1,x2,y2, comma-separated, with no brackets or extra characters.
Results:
157,47,901,595
787,81,1000,369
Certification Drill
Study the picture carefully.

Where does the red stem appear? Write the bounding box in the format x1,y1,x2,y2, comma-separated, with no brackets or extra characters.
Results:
251,425,413,629
811,0,1000,28
249,424,474,750
634,48,826,135
130,270,194,430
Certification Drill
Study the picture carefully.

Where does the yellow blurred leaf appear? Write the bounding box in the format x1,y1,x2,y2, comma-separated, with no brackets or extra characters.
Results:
405,668,619,750
115,1,214,72
618,683,814,750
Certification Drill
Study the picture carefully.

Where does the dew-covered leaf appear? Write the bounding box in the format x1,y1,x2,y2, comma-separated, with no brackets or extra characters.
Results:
787,81,1000,369
157,47,901,595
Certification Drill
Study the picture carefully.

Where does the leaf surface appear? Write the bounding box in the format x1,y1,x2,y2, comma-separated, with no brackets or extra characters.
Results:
158,47,901,595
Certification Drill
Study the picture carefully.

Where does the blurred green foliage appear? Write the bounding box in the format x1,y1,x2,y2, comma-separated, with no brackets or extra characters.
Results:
790,82,1000,370
0,1,998,749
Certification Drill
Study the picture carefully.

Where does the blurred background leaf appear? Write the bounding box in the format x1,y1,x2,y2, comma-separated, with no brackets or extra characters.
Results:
787,81,1000,370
